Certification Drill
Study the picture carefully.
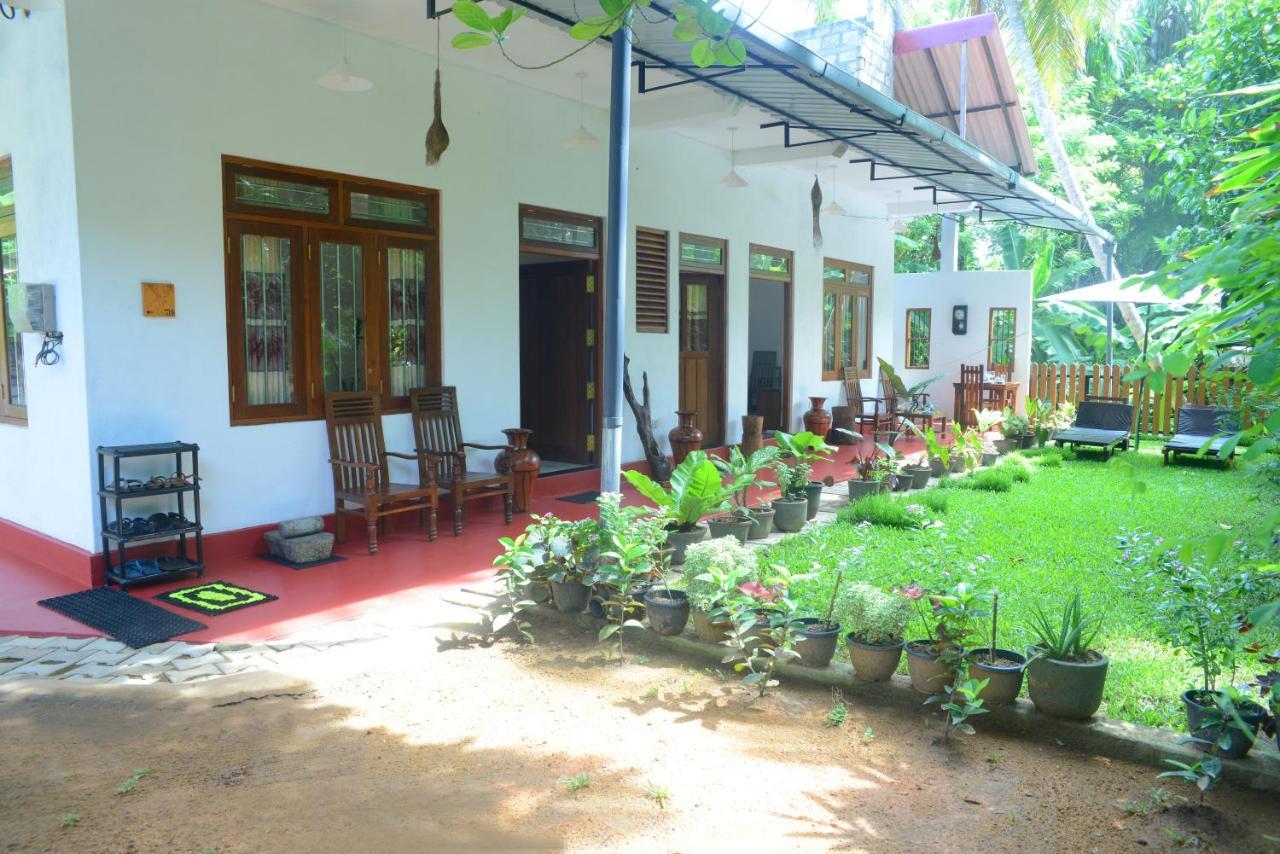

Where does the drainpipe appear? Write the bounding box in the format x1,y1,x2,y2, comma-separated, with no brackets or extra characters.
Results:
600,14,632,496
938,39,968,272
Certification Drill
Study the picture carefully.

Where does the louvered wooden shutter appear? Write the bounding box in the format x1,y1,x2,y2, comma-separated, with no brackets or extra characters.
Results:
634,227,669,333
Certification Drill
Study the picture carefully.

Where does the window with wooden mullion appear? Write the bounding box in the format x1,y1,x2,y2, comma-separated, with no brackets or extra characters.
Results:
821,259,873,381
379,236,441,409
0,156,25,424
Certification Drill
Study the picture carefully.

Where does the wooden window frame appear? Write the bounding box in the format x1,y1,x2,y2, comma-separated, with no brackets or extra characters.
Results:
518,204,601,259
821,258,873,381
222,156,442,426
904,307,931,370
678,233,727,273
987,306,1016,373
634,226,669,334
0,155,26,425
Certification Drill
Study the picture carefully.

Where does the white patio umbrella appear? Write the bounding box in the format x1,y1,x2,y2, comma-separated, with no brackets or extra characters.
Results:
1039,277,1207,449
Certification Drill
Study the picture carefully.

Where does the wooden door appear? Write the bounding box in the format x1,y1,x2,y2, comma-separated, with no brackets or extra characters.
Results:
679,271,725,447
520,260,593,464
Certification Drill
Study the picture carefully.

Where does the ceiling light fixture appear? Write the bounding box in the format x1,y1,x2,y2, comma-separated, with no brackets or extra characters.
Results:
721,127,748,189
562,72,600,149
318,25,374,93
821,165,847,216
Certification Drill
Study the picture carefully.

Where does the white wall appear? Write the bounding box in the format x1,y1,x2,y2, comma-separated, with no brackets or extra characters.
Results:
10,0,898,549
893,271,1032,420
0,10,95,549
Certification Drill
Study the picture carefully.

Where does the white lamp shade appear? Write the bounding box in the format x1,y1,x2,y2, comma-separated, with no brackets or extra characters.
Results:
318,59,374,92
562,125,601,149
821,199,847,216
720,169,749,189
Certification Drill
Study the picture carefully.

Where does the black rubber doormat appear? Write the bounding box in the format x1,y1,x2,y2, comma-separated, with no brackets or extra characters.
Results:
37,588,206,649
257,552,347,571
557,491,601,505
157,581,278,616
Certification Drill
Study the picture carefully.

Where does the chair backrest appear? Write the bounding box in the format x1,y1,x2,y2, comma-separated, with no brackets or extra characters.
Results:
958,364,985,428
749,350,779,390
409,386,465,479
877,370,900,412
1177,405,1239,436
1075,400,1133,432
842,366,862,408
325,392,389,493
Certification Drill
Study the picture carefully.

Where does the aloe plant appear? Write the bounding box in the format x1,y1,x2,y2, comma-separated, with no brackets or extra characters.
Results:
623,451,731,532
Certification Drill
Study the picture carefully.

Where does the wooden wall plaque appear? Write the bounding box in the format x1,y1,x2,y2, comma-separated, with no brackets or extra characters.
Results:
142,282,175,317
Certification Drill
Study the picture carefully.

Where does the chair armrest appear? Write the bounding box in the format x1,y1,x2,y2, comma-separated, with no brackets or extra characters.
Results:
328,458,378,471
462,442,512,452
384,451,419,461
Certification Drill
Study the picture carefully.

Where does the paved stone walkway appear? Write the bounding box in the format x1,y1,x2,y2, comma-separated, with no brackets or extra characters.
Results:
0,483,856,687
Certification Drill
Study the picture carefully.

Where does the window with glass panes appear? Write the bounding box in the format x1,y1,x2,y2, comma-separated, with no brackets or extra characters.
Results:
821,259,873,380
222,158,440,424
905,308,931,369
988,307,1016,373
0,157,25,424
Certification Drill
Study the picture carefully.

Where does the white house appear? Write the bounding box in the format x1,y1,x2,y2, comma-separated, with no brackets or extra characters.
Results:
0,0,1106,585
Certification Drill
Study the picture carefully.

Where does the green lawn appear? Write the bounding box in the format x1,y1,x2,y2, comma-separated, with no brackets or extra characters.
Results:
761,450,1279,729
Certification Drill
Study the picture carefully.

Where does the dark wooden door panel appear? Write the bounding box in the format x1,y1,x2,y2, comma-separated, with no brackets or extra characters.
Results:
679,272,725,447
520,260,591,464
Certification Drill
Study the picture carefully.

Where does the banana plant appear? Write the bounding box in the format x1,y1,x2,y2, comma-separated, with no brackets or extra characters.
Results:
623,450,731,532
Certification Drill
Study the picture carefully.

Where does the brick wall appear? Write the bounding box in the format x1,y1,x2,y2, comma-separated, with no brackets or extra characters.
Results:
789,0,897,95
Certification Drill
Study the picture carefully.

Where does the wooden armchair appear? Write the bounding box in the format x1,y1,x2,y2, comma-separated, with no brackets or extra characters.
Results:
325,392,439,555
959,363,986,428
841,366,895,442
409,386,514,535
878,370,941,436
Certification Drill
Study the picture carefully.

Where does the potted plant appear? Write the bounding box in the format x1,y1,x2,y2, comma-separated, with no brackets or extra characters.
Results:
847,441,896,500
919,425,951,477
997,407,1028,454
774,430,836,520
968,590,1025,707
843,582,913,682
639,535,689,637
903,453,932,489
624,451,731,564
770,457,811,533
954,425,981,472
683,537,757,643
903,578,990,696
713,445,781,541
718,563,813,699
892,461,913,491
588,494,666,660
1025,594,1108,720
543,517,600,614
794,561,846,668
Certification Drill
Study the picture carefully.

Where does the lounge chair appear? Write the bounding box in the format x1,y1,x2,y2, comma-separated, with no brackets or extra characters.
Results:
1162,405,1239,465
1052,400,1132,458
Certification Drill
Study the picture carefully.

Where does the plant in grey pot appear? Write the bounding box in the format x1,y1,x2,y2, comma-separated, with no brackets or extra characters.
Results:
843,582,912,682
713,445,782,541
624,451,731,565
774,430,837,520
1025,594,1108,720
683,537,758,643
846,440,897,501
998,409,1028,454
795,559,850,668
769,458,811,533
967,590,1025,707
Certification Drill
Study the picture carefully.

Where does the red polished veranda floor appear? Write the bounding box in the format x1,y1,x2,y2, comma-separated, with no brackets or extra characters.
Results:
0,441,917,642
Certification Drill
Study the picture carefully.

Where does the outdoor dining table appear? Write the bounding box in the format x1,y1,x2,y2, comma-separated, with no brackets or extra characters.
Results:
952,381,1020,426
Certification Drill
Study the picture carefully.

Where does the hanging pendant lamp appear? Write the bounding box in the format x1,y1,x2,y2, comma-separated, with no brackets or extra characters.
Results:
318,26,374,92
562,72,600,149
721,127,748,188
821,165,847,216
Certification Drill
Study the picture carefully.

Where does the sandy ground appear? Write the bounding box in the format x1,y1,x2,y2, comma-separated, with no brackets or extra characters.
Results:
1,602,1277,853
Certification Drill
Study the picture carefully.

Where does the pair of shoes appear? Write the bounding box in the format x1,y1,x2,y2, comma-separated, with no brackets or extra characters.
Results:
148,512,192,532
119,558,160,579
108,517,155,536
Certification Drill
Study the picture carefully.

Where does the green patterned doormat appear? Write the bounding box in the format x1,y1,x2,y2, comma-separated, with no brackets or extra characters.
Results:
157,581,278,615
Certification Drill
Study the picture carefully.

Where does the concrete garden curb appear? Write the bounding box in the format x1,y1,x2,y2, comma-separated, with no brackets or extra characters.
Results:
537,607,1280,796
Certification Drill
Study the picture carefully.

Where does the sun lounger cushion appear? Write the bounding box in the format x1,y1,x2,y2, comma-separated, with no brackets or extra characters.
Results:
1162,406,1239,461
1051,401,1133,452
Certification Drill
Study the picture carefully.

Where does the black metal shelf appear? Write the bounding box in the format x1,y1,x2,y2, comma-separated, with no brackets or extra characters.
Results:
97,442,204,590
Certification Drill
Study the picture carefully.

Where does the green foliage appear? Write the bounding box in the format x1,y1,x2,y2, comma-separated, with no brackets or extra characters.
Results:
718,563,813,699
842,583,913,645
837,493,928,528
824,690,848,727
1159,755,1222,804
966,469,1015,492
624,451,731,531
1027,593,1104,661
713,445,780,510
588,494,666,660
562,773,591,794
682,537,756,613
644,780,671,808
918,489,949,514
996,457,1033,482
60,812,78,830
115,767,152,795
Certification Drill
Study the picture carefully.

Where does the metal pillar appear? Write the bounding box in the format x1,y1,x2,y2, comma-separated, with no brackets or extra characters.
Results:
938,40,969,274
600,17,632,495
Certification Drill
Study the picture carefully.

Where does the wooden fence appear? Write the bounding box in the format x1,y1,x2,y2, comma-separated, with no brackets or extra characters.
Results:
1026,362,1252,436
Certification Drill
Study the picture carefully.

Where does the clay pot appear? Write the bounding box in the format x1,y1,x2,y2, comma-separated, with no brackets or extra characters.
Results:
1182,690,1268,760
893,473,911,492
550,580,591,614
664,523,707,565
746,506,775,540
644,588,690,637
803,396,832,438
980,452,998,467
495,428,540,512
968,648,1026,707
907,465,932,489
795,618,841,668
929,457,945,477
846,635,904,682
846,479,879,501
707,515,752,544
905,640,950,695
668,411,703,467
804,482,825,520
739,415,764,457
691,608,731,643
771,497,808,533
1025,648,1109,720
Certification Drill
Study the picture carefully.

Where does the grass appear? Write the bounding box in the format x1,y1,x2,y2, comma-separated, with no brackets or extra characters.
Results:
764,450,1278,729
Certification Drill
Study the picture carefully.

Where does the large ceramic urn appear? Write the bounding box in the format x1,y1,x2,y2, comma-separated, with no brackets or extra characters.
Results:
668,411,703,467
802,396,832,439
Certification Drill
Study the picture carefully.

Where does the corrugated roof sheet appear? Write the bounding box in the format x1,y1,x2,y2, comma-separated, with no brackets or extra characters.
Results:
507,0,1111,240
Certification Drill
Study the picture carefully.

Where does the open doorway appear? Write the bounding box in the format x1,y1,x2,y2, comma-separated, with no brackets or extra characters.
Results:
517,206,602,473
747,245,792,433
678,234,727,448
